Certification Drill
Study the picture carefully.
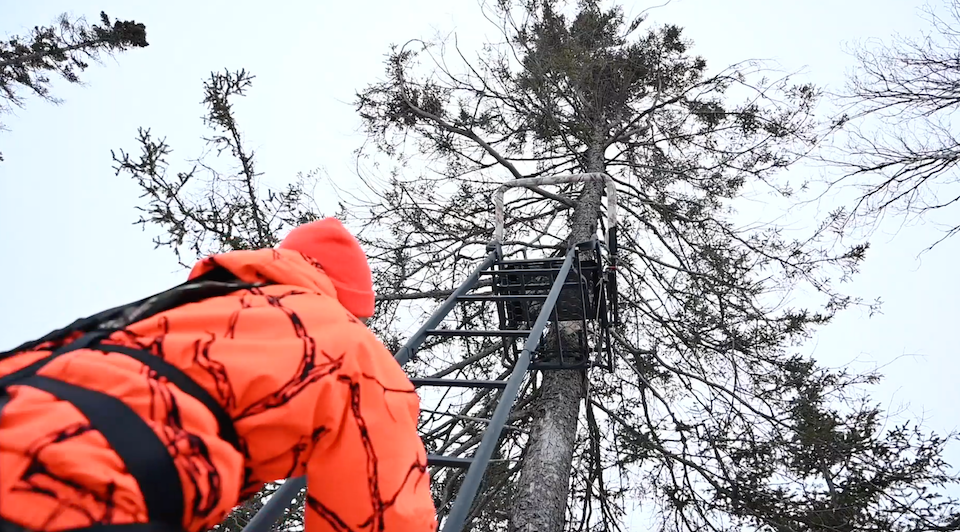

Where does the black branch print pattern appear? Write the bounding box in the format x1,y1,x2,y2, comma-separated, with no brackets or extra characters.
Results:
191,333,237,411
10,422,120,528
235,291,341,421
298,373,427,532
143,369,223,525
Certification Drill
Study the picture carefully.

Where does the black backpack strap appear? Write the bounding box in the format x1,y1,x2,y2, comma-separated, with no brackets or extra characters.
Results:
72,526,185,532
0,336,202,529
10,375,184,528
0,266,261,360
0,266,276,530
0,334,112,389
0,393,9,421
0,267,266,529
0,336,242,529
94,344,241,451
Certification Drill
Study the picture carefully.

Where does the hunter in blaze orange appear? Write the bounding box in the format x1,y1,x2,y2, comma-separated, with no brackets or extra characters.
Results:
0,218,437,532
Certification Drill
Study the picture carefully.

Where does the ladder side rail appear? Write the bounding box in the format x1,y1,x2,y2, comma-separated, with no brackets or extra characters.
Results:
240,477,307,532
441,246,577,532
608,224,619,325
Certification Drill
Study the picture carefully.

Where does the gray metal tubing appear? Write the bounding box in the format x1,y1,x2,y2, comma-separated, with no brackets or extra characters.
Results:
240,476,307,532
244,250,498,532
441,247,577,532
395,250,499,366
492,173,618,247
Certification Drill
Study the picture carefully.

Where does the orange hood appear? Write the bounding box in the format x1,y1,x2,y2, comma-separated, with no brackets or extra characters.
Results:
187,248,340,299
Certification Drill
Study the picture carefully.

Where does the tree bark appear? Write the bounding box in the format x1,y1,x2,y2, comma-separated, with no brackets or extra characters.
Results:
508,369,585,532
508,153,605,532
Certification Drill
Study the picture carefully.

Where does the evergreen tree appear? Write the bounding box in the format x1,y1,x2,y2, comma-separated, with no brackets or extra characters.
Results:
111,69,321,532
1,11,148,161
351,0,959,530
110,2,960,530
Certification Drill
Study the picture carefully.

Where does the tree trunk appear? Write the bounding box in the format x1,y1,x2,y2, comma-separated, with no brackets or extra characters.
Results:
508,369,585,532
508,154,605,532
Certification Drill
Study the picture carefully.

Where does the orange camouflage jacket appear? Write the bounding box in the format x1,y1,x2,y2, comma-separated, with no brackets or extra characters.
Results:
0,249,437,532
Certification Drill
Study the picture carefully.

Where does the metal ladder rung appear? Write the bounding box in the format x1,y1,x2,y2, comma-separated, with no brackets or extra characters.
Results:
411,377,508,388
496,257,565,266
428,454,474,468
481,268,562,275
426,329,532,337
496,282,582,288
457,294,548,301
426,455,514,468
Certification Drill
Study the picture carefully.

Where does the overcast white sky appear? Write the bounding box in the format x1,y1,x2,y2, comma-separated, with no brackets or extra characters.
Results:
2,0,958,525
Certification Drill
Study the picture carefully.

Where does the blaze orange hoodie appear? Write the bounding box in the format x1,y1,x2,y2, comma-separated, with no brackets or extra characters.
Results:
0,248,437,532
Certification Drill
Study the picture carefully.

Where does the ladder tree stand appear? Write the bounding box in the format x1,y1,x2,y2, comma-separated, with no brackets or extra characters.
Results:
242,173,620,532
